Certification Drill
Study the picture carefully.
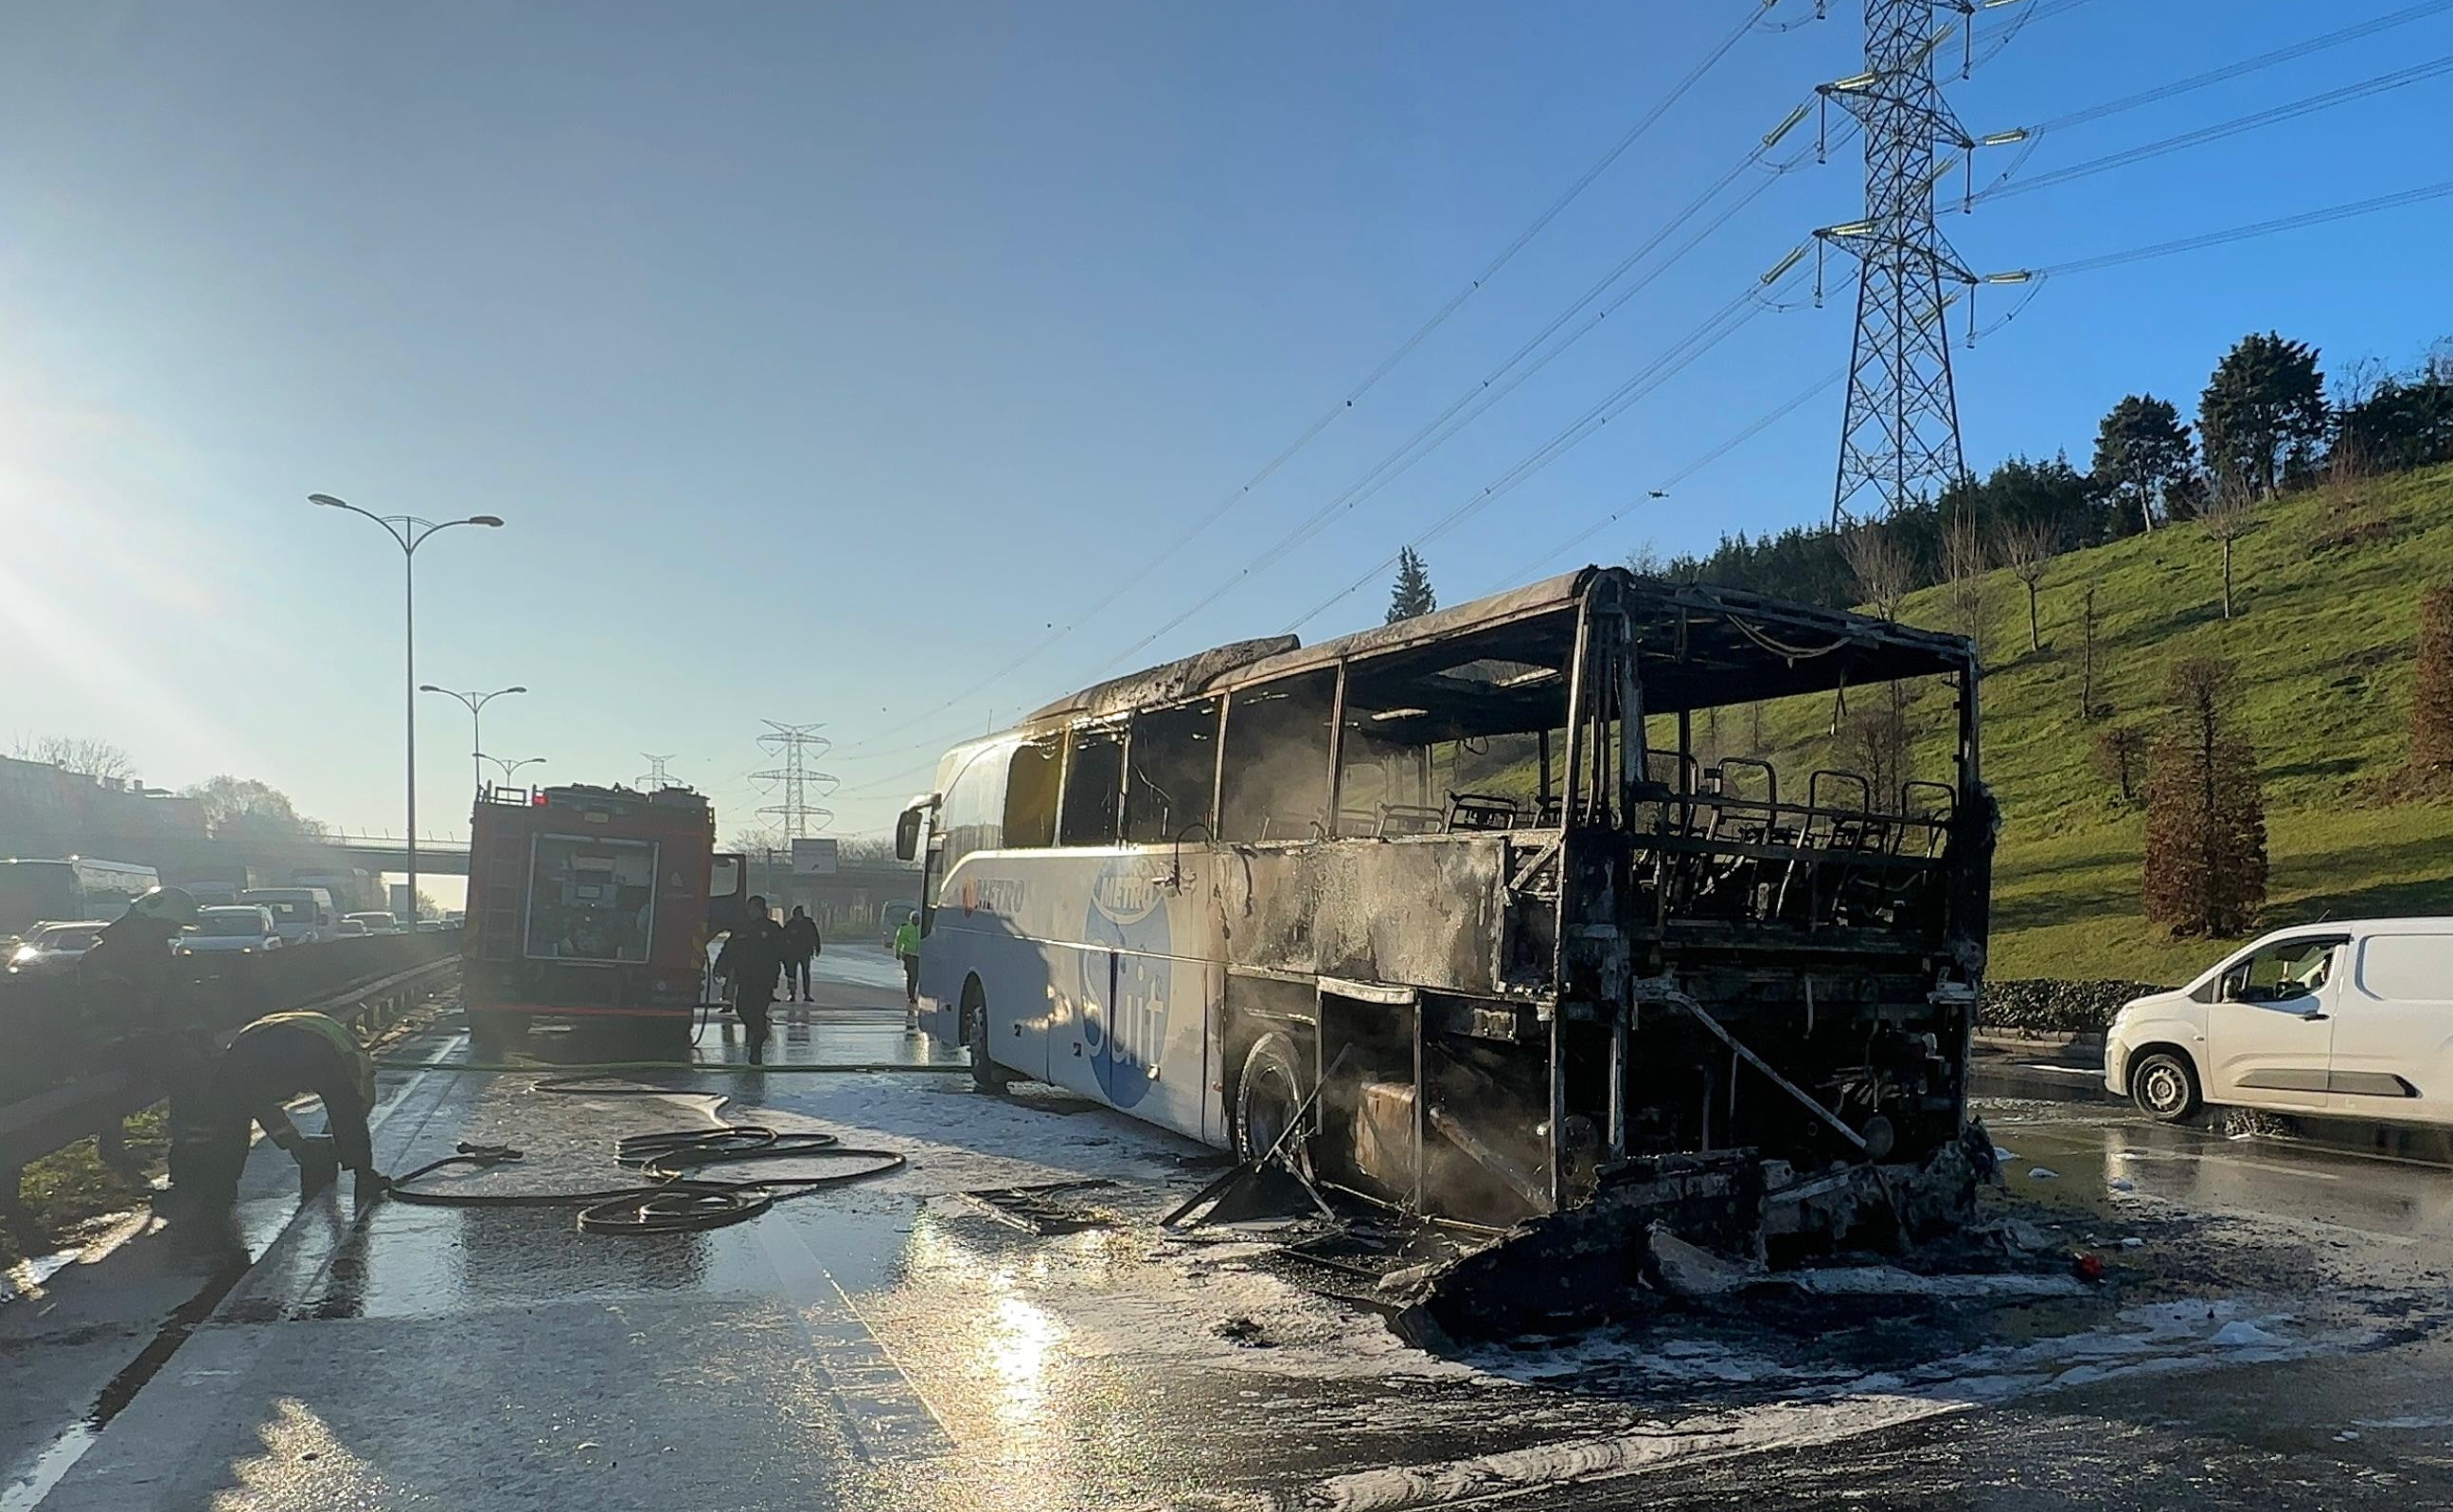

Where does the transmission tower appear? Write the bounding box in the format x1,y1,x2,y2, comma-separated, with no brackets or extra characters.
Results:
749,721,837,843
1818,0,1983,526
636,753,678,791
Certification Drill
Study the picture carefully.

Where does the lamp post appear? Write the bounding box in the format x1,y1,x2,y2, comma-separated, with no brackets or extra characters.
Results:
312,493,504,921
422,685,528,795
477,754,546,788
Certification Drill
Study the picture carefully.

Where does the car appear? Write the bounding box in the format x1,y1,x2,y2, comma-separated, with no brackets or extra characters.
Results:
5,919,115,978
331,918,371,938
2106,918,2453,1129
176,905,286,956
345,911,404,935
880,901,918,951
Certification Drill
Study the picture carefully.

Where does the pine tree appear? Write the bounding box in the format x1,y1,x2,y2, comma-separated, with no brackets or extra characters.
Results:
2411,583,2453,771
2090,394,2195,536
2198,332,2329,498
2142,656,2267,937
1386,546,1436,624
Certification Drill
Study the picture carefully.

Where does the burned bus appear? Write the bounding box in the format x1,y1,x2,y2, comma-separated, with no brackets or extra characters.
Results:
899,566,1991,1239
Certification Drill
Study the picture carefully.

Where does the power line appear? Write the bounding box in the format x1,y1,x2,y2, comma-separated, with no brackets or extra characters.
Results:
1085,142,1815,679
2037,173,2453,275
635,754,677,790
1982,52,2453,203
1282,274,1793,633
1484,367,1847,593
827,0,1785,758
2030,0,2453,136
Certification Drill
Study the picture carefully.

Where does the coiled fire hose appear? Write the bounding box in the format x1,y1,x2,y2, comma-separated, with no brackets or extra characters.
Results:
382,1076,906,1235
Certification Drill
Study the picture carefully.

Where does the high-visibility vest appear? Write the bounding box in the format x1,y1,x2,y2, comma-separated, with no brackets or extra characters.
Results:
237,1011,375,1106
894,921,920,957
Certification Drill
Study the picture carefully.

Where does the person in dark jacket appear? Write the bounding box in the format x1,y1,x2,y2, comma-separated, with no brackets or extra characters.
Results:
174,1010,386,1212
80,887,220,1203
714,895,787,1062
778,905,821,1004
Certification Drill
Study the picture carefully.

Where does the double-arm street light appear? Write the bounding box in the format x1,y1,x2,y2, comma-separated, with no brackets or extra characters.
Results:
478,754,547,787
421,685,528,795
311,493,504,919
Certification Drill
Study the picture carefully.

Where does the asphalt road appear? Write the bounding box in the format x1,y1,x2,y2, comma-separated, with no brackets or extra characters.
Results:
6,967,2452,1510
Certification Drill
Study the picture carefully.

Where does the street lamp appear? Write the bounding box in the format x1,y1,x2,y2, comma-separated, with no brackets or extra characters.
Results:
422,685,528,795
477,754,546,787
312,492,504,921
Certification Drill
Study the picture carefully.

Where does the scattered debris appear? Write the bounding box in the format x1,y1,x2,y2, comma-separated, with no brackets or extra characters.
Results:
2028,1166,2060,1181
1644,1226,1765,1300
2071,1253,2105,1285
960,1180,1117,1235
2107,1177,2135,1192
1212,1316,1273,1347
2211,1320,2285,1347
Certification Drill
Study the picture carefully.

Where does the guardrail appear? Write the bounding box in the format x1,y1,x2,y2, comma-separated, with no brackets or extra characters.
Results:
0,933,463,1222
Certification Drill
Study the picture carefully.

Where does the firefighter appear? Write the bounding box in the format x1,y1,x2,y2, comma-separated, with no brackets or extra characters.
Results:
894,912,922,1009
714,895,786,1062
80,887,218,1202
175,1011,386,1211
779,904,821,1005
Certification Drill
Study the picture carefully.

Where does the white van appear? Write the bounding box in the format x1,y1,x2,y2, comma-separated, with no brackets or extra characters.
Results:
240,886,336,946
2105,918,2453,1126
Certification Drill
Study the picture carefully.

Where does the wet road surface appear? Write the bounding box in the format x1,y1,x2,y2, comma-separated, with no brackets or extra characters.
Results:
7,983,2453,1510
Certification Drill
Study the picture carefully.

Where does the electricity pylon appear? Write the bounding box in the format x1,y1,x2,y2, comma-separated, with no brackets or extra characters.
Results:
749,722,837,843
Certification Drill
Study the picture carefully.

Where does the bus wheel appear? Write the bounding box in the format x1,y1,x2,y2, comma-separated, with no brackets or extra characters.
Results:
1235,1032,1312,1174
962,978,1013,1094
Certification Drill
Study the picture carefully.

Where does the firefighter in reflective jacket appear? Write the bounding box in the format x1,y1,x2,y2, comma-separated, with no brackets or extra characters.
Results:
894,915,922,1007
176,1011,388,1209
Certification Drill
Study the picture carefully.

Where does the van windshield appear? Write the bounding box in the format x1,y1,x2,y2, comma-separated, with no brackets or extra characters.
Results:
248,898,311,923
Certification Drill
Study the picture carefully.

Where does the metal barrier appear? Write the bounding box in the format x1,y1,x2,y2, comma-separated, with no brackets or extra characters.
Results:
0,932,462,1222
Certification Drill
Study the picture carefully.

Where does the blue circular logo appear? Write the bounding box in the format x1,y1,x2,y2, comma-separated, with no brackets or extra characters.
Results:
1079,862,1172,1108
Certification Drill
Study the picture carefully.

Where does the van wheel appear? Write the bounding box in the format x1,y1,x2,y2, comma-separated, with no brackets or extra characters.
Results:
1235,1032,1313,1174
963,978,1013,1094
2131,1050,2202,1123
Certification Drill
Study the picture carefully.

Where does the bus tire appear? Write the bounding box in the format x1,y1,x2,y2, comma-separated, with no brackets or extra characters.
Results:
1235,1032,1312,1174
963,977,1014,1094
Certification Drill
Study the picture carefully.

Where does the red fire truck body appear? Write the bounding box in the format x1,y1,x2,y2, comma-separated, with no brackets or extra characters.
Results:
464,783,744,1054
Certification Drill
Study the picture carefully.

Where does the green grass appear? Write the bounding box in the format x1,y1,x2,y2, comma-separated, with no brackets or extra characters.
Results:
1758,462,2453,983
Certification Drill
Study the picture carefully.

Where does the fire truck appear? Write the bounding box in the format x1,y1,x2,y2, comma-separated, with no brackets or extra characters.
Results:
463,782,746,1056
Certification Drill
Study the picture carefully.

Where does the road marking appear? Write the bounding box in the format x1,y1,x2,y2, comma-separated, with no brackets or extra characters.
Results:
745,1217,958,1464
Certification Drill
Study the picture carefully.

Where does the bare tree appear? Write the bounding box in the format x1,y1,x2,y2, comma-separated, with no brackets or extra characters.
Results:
1942,514,1988,651
2142,656,2266,937
2197,480,2257,620
2089,723,2146,804
1996,517,2060,652
185,775,329,842
1839,523,1915,620
2412,583,2453,774
2078,586,2102,720
1838,693,1917,804
12,734,134,780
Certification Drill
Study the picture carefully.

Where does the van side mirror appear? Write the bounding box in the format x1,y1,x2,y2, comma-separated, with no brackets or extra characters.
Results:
895,806,924,863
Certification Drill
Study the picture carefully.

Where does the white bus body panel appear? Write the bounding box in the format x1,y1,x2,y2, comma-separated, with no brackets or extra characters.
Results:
916,845,1228,1147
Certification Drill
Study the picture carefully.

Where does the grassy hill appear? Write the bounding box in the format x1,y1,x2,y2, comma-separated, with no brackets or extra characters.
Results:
1761,462,2453,984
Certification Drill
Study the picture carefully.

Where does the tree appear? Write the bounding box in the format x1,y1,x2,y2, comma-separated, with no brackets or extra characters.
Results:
1839,523,1915,620
185,775,328,842
2196,480,2256,620
1838,693,1917,804
1941,511,1987,650
1996,516,2059,652
2142,656,2266,938
11,734,135,781
2090,723,2146,805
1386,547,1436,624
2198,332,2329,498
2091,395,2195,537
2411,583,2453,773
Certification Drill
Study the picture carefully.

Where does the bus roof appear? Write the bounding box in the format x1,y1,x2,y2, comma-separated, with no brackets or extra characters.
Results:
1022,566,1975,727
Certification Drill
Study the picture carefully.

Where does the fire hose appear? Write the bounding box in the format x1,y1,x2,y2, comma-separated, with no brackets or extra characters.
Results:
380,1076,907,1235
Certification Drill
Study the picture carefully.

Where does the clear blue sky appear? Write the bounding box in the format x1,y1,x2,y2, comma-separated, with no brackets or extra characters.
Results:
3,0,2446,843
